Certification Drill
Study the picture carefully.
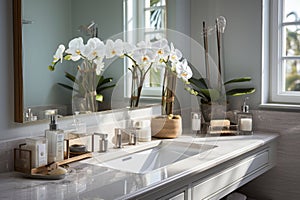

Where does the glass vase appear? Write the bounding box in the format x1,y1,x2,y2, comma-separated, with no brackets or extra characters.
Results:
130,67,144,108
72,60,98,113
161,67,177,115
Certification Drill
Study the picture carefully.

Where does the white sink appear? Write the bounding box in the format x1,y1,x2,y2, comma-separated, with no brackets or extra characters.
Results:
99,141,216,174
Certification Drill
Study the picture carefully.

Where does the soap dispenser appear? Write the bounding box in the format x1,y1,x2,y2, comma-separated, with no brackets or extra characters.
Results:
45,115,64,163
237,97,253,135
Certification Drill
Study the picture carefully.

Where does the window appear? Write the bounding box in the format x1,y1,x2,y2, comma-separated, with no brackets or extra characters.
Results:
267,0,300,104
124,0,167,99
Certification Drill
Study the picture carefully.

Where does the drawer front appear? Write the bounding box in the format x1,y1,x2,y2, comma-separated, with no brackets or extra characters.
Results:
168,192,185,200
192,150,269,200
158,188,187,200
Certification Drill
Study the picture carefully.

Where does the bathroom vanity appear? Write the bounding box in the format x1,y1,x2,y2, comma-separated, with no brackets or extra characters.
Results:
0,132,278,200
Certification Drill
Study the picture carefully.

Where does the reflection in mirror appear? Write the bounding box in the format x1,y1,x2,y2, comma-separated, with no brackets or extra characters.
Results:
14,0,190,123
13,0,123,123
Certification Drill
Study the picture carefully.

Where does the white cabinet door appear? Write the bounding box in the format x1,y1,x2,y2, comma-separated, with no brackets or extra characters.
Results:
192,150,269,200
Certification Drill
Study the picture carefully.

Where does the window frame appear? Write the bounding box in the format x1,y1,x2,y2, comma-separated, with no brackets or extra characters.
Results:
123,0,167,100
262,0,300,108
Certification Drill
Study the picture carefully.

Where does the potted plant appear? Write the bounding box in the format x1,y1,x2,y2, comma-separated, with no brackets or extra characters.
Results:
57,72,115,112
189,76,255,122
187,17,255,123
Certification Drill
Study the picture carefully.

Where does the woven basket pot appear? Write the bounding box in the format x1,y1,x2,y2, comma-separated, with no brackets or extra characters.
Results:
151,115,182,139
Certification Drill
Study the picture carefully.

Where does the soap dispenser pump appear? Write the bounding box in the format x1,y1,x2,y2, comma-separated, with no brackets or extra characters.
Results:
45,115,64,163
237,97,253,135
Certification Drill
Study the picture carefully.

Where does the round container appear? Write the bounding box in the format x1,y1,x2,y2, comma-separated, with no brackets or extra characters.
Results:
133,120,151,142
151,115,182,139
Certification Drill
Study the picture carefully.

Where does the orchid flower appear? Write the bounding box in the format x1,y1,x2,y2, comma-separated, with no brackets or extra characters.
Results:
132,41,155,66
151,38,170,62
65,37,85,61
132,49,155,67
53,44,65,63
175,59,193,82
105,39,124,58
169,43,182,63
123,42,135,55
94,57,105,75
83,37,105,60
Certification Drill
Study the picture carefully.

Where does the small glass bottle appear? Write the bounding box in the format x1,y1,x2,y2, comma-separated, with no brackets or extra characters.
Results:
237,97,253,135
45,115,65,162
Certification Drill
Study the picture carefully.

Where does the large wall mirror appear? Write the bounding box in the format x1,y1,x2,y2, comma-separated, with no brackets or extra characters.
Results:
13,0,195,123
13,0,125,123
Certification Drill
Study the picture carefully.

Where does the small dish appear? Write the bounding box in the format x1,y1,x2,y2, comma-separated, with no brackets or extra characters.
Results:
21,166,68,180
69,144,87,153
22,173,66,180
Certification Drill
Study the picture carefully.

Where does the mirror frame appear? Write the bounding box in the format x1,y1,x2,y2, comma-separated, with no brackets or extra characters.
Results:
13,0,23,123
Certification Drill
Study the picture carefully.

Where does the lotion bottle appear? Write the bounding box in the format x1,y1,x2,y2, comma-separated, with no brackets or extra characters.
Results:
237,97,253,135
45,115,64,163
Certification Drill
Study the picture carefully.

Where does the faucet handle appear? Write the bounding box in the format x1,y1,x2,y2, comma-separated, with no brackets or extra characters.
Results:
114,128,123,148
128,132,137,145
95,132,108,140
94,132,108,152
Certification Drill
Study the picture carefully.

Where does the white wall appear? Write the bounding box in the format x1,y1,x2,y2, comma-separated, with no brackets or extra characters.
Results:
23,0,73,108
191,0,262,110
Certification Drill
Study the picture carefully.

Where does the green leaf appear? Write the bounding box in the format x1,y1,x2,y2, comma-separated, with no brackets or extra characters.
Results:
224,77,252,85
189,77,209,89
97,77,113,87
64,72,76,82
226,88,256,96
97,84,116,93
57,83,80,94
205,89,221,101
96,94,103,102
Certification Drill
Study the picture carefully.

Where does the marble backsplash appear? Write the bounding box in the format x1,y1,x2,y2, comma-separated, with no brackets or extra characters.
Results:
1,109,300,174
238,110,300,200
0,105,161,173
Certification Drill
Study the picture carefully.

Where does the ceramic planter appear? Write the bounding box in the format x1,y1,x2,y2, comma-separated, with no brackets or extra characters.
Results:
151,115,182,139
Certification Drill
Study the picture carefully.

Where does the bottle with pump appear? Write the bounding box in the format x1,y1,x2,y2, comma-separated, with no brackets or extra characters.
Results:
237,97,253,135
45,115,64,163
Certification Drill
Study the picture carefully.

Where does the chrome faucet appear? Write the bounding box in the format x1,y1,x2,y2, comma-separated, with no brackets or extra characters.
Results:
114,128,137,148
114,128,123,148
128,132,137,145
95,133,108,152
93,132,109,152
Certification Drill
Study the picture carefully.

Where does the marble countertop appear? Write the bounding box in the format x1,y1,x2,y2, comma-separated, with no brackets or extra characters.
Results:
0,132,278,200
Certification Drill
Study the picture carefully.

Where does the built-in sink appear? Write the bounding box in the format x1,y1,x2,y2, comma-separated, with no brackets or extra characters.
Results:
98,141,216,174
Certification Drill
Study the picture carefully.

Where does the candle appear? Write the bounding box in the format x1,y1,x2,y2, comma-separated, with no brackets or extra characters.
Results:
192,118,201,131
240,118,252,131
191,112,201,131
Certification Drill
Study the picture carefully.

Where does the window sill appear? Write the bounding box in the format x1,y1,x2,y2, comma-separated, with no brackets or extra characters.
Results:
259,103,300,111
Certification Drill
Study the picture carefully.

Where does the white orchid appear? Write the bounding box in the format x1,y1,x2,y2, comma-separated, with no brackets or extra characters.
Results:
169,43,182,63
123,41,135,55
65,37,85,61
53,44,65,63
131,41,155,66
49,36,194,106
151,38,170,62
105,39,124,58
175,59,193,82
94,57,105,75
83,37,105,60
